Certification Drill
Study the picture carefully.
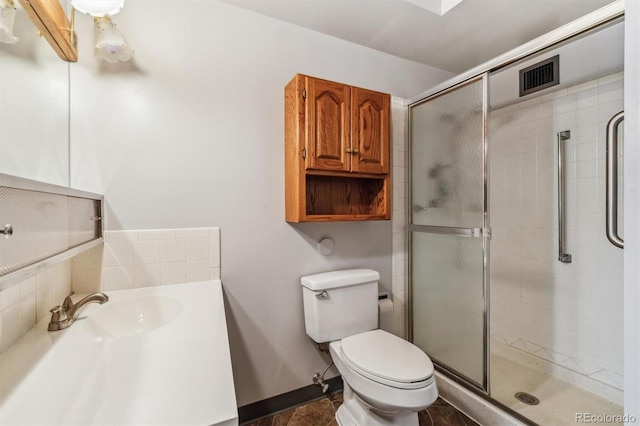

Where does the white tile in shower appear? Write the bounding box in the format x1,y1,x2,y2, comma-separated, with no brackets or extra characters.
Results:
598,100,624,124
555,111,576,133
575,142,598,162
597,79,623,104
575,87,599,110
392,255,406,278
541,88,569,103
537,100,555,118
554,94,576,115
575,161,598,180
576,106,598,127
490,72,624,392
391,97,407,338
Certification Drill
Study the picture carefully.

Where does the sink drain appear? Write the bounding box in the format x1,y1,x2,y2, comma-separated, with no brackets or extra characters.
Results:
514,392,540,405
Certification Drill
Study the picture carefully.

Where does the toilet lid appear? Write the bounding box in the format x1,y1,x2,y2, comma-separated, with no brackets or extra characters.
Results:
340,329,434,384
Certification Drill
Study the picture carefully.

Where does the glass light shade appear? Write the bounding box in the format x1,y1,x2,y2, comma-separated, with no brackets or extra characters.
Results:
94,17,132,62
70,0,124,17
0,1,18,44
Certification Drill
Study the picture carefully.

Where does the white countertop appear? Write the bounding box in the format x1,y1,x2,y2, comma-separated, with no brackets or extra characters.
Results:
0,280,238,425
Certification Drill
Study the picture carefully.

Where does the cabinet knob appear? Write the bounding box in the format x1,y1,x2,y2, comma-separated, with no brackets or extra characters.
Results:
346,148,360,154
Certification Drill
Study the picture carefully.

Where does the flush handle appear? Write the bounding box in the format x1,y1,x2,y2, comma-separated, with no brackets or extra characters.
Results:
315,290,329,299
1,224,13,238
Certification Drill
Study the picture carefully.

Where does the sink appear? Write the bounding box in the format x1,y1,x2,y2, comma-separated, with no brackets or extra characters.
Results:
0,281,238,425
84,295,184,338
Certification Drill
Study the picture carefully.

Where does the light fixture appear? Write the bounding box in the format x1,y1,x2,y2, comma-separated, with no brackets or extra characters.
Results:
404,0,464,16
0,0,19,44
94,15,132,62
69,0,124,17
69,0,132,63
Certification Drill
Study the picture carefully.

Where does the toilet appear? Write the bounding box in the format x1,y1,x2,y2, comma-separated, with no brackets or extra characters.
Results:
301,269,438,426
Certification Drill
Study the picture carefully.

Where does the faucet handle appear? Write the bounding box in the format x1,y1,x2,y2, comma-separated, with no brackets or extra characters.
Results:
62,291,75,310
49,305,68,323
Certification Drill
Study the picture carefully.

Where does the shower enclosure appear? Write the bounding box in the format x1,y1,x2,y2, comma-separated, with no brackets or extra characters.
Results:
408,12,624,425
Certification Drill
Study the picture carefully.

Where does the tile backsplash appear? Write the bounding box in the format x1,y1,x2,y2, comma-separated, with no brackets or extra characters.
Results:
0,261,71,354
0,227,221,355
72,227,221,293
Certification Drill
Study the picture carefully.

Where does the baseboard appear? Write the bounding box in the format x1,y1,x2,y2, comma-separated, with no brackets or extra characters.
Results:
238,376,343,425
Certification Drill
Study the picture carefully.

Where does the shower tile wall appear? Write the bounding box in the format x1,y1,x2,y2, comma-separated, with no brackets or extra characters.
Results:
490,72,624,398
392,97,408,338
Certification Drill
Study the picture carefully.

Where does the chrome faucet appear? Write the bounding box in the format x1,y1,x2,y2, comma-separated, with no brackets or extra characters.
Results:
48,292,109,331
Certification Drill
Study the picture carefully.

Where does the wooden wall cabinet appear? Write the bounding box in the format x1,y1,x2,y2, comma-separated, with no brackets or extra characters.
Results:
285,74,391,222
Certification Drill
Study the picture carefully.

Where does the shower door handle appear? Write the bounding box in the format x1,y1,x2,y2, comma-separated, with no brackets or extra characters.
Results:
557,131,572,263
606,111,624,249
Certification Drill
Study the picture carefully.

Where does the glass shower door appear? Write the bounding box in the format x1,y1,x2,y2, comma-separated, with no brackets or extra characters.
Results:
409,75,489,389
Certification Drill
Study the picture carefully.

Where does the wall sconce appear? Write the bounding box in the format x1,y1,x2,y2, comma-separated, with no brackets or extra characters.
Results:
0,0,19,44
93,15,131,62
70,0,132,63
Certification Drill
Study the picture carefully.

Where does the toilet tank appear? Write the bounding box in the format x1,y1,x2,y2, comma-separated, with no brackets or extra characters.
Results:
301,269,380,343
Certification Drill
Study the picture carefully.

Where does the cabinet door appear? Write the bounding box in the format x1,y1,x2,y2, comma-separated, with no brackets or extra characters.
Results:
306,77,351,172
351,88,390,174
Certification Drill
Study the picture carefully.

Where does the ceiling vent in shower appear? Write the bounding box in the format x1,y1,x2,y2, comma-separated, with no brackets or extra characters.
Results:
519,55,559,97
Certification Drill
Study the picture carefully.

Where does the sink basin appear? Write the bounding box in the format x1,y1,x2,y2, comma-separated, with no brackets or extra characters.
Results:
85,295,184,337
0,280,238,425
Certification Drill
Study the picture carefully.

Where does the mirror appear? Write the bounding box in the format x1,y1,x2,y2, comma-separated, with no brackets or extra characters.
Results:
0,0,70,187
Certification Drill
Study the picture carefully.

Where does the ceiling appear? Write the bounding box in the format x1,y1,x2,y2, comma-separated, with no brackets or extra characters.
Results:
220,0,616,73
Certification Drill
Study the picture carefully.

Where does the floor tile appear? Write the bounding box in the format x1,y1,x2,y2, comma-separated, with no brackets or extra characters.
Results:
244,393,478,426
287,398,335,426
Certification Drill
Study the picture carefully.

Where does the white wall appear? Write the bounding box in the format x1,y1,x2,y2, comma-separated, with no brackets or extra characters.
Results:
68,0,452,405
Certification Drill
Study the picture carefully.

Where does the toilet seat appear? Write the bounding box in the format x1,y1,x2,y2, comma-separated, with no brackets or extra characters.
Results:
340,329,434,390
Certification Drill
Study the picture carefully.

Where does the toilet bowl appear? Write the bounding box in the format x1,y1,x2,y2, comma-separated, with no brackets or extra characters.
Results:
331,330,437,425
300,269,438,426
